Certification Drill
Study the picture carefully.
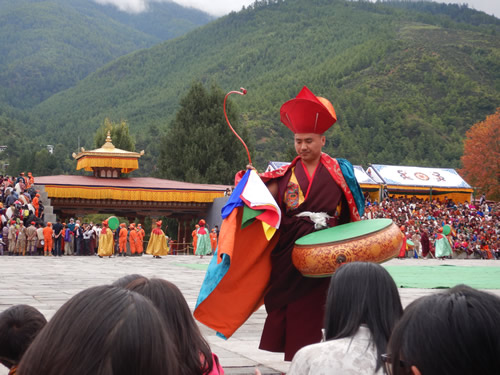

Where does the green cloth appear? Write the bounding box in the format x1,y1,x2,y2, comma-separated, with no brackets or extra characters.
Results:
241,205,264,229
196,232,212,255
383,265,500,289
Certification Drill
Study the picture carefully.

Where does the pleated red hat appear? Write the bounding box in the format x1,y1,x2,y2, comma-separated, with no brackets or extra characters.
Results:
280,86,337,134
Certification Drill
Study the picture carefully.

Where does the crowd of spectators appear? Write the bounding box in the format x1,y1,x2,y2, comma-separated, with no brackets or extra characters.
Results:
363,195,499,259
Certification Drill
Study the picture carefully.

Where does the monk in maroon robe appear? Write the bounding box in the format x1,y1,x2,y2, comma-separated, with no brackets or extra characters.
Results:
255,87,363,360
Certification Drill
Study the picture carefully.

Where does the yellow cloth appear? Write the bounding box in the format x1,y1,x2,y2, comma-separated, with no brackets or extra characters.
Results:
98,227,114,256
146,231,169,256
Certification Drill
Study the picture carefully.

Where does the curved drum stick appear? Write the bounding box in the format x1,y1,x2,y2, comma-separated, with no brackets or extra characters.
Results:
223,88,252,165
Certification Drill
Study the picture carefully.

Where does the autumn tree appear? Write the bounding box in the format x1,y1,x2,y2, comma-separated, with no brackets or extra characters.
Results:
459,108,500,201
158,81,252,185
94,118,135,151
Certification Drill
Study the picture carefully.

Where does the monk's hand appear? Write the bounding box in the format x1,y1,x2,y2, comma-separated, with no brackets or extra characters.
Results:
246,164,256,171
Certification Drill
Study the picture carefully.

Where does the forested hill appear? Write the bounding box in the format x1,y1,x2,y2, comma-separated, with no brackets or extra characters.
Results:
0,0,213,109
30,0,500,172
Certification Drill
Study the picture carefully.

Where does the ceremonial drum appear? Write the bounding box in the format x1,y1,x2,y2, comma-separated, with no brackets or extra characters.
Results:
406,239,415,249
106,216,120,231
292,218,403,277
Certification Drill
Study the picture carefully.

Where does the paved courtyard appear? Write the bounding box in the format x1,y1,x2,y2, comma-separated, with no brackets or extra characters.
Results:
0,255,499,374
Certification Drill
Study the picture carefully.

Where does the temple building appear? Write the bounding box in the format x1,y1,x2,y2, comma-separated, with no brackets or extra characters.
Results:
34,132,228,243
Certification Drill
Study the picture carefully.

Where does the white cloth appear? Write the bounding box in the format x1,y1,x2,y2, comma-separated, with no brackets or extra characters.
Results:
295,211,332,230
288,325,383,375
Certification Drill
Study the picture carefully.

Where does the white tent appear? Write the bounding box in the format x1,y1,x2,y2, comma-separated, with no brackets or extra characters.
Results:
367,164,473,203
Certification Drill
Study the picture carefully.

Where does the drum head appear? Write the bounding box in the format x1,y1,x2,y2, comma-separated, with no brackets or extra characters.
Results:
295,218,393,246
107,216,120,231
407,239,415,246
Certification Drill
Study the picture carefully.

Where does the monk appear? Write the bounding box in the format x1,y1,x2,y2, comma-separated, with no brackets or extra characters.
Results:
118,223,128,256
97,221,114,257
32,194,40,217
42,223,53,256
210,228,218,253
146,221,169,258
135,224,145,255
129,223,140,256
192,224,199,255
197,86,364,361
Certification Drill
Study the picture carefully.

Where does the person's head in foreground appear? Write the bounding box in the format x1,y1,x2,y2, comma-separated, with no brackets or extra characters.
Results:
0,305,47,371
385,284,500,375
17,285,178,375
122,275,218,375
324,261,403,372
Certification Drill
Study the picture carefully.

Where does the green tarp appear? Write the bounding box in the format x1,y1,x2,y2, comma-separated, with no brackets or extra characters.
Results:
383,265,500,289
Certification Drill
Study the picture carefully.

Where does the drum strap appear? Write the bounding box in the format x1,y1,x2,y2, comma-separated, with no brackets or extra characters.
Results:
295,211,333,230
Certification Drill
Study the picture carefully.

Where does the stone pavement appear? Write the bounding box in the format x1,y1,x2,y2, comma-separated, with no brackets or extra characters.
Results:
0,255,499,375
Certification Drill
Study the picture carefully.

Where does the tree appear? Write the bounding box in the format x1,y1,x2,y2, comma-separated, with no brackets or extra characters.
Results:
459,108,500,201
94,118,135,151
158,81,252,185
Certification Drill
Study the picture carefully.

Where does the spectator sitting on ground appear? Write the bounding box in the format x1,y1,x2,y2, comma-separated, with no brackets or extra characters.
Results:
287,262,403,375
17,285,179,375
116,275,224,375
0,304,47,375
385,284,500,375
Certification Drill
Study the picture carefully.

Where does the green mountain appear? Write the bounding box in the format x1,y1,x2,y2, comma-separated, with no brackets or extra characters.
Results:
28,0,500,173
0,0,213,108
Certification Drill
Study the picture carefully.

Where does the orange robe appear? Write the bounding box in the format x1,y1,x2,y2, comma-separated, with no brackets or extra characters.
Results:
137,228,145,254
192,229,198,254
210,232,218,252
32,197,39,217
129,229,139,254
119,228,128,254
42,226,53,252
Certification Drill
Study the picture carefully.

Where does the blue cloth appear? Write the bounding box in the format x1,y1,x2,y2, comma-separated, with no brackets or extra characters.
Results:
221,170,251,219
195,247,230,310
337,158,365,217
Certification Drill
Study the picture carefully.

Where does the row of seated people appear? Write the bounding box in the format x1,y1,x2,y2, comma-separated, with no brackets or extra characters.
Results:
1,262,499,375
364,196,499,260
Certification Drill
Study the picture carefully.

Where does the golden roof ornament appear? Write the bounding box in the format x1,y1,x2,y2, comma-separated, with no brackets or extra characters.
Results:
72,130,144,175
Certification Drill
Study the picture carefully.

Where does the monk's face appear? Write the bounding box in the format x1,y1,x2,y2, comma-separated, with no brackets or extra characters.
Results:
294,133,325,164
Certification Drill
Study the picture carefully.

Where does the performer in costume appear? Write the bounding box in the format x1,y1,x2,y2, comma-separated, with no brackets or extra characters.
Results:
192,225,199,255
195,86,364,361
435,227,452,259
129,223,141,256
137,224,145,254
118,223,127,256
146,221,169,258
97,220,114,257
210,228,218,253
42,222,53,257
195,220,211,259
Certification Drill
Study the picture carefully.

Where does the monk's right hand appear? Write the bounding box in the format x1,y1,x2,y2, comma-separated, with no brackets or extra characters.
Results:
246,164,256,171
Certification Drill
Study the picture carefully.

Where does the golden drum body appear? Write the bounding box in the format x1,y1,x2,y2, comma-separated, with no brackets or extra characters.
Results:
292,219,403,277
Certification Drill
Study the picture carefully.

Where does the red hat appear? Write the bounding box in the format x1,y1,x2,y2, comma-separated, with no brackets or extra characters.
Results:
120,223,126,228
102,220,108,227
199,219,206,226
156,220,162,227
31,221,35,225
280,86,337,134
10,220,15,224
438,227,443,233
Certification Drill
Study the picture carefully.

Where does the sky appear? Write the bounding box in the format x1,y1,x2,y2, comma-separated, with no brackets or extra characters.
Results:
93,0,498,18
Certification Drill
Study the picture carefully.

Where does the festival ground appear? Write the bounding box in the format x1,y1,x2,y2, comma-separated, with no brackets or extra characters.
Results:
0,256,499,375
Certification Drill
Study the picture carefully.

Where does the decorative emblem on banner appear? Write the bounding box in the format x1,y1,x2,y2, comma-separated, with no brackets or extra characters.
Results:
414,172,429,181
398,170,413,180
432,172,446,182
